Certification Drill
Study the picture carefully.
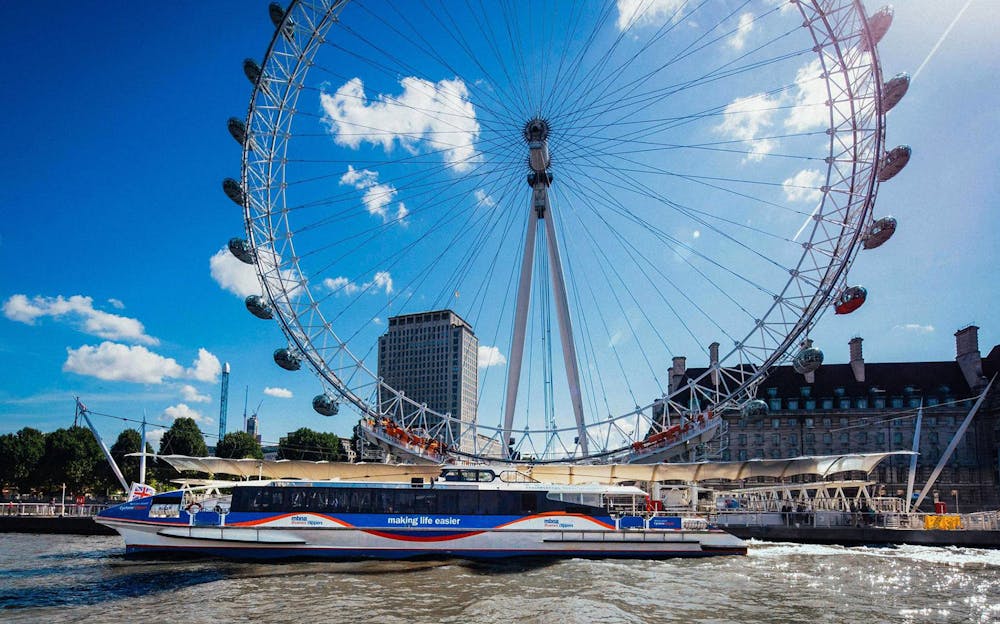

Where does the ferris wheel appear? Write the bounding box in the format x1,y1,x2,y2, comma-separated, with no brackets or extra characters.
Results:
224,0,910,464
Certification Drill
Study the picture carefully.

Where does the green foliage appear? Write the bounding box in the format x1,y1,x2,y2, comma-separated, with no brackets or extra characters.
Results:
109,428,154,484
39,426,115,494
0,427,46,491
155,417,208,483
278,428,345,461
216,431,264,459
158,418,208,457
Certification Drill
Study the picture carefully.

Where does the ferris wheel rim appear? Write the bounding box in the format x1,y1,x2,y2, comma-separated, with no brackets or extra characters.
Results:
238,0,888,463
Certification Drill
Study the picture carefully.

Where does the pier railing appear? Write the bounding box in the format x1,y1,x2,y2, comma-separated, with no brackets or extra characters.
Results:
1,502,111,517
711,508,1000,531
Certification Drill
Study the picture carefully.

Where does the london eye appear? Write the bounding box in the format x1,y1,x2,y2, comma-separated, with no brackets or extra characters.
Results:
224,0,909,464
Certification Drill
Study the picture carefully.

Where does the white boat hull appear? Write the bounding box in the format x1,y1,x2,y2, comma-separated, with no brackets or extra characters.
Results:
97,514,746,560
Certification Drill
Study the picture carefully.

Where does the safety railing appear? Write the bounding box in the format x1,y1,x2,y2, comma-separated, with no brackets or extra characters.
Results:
0,502,111,517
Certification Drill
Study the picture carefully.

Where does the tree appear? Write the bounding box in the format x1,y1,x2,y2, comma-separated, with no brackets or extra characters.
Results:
0,427,45,492
216,431,264,459
110,429,154,484
156,417,208,482
39,426,112,494
278,428,344,461
158,418,208,457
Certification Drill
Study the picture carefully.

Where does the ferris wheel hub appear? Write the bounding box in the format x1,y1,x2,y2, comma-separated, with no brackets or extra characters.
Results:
525,118,551,173
523,117,550,142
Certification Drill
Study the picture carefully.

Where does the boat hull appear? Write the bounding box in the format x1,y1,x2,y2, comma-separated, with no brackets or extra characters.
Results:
96,516,747,560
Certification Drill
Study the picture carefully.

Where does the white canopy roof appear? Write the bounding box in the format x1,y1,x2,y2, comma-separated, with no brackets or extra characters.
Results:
151,455,441,482
148,451,908,485
519,452,912,485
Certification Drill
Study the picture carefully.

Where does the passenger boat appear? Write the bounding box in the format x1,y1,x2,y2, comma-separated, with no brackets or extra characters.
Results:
95,458,746,560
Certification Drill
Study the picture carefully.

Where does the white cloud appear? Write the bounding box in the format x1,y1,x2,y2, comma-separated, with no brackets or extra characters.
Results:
145,427,165,448
615,0,685,31
3,294,158,345
162,403,211,425
371,271,394,295
323,276,360,296
474,189,496,208
188,348,221,383
108,298,125,310
209,247,259,298
63,342,222,385
785,59,829,132
323,271,393,296
715,93,780,162
727,13,754,50
783,169,825,203
64,342,184,384
180,384,211,403
893,323,935,334
478,345,507,368
264,387,293,399
321,76,480,171
338,165,410,224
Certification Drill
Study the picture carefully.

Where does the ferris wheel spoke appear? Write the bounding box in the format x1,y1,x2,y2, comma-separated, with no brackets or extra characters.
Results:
557,171,745,346
555,0,761,128
354,0,527,126
555,5,801,132
310,170,521,320
560,158,790,293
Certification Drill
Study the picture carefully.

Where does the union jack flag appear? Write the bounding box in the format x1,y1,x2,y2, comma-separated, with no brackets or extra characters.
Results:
128,483,156,502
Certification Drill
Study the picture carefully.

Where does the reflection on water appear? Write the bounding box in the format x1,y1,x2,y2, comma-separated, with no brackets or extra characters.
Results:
0,534,997,623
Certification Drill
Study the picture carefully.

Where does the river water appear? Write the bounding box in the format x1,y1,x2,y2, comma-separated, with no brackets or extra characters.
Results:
0,534,997,623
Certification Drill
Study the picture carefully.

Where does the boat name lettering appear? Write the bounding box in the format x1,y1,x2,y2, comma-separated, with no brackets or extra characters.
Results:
386,515,462,526
290,515,325,527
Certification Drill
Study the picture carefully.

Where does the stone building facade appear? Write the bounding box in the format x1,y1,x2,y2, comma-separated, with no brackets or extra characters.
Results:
674,326,1000,511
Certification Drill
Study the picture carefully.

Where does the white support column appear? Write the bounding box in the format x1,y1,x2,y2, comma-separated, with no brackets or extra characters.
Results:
912,376,995,512
542,189,589,455
502,202,540,455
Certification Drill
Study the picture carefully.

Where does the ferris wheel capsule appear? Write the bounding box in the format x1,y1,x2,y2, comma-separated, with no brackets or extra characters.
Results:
223,178,246,206
243,58,262,87
245,295,273,320
312,393,340,416
882,73,910,112
227,117,247,146
273,348,301,371
861,5,894,52
834,286,867,315
228,237,255,264
268,3,295,40
268,3,286,27
863,216,897,250
792,339,824,374
741,399,769,420
877,145,911,182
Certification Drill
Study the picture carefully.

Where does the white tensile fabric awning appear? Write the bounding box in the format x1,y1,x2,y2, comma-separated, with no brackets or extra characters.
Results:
519,452,912,484
144,451,909,485
150,455,442,482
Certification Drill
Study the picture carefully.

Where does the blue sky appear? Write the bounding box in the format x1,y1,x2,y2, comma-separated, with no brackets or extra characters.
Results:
1,1,997,451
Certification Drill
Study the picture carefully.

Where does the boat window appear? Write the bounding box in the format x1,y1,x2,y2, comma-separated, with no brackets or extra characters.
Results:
520,492,538,514
148,494,182,518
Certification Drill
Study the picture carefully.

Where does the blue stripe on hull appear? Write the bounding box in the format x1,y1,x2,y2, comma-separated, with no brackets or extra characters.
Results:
125,544,747,560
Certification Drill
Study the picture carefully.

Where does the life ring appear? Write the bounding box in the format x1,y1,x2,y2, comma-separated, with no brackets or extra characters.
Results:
185,502,202,514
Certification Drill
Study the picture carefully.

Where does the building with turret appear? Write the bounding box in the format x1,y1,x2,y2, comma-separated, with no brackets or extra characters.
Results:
665,325,1000,512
